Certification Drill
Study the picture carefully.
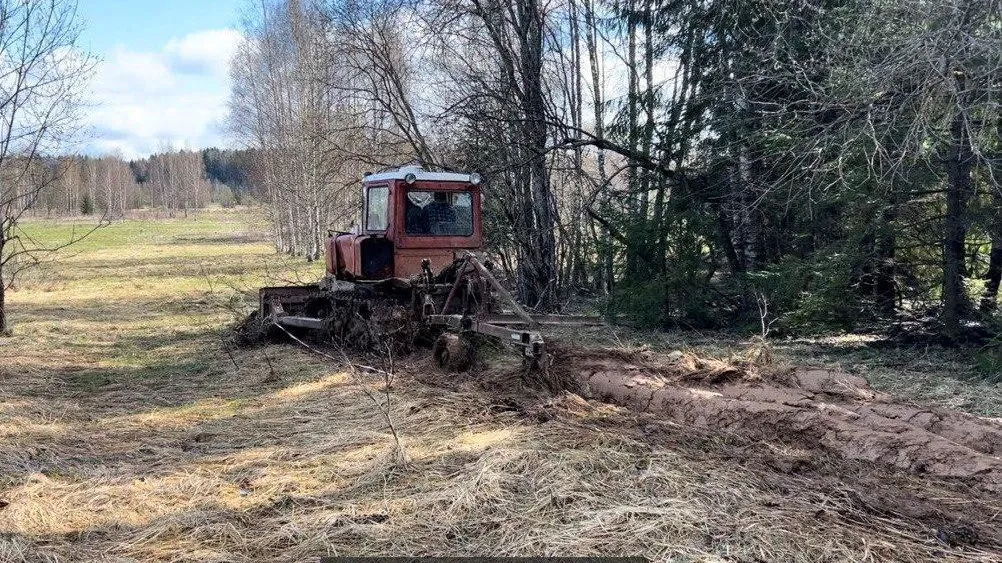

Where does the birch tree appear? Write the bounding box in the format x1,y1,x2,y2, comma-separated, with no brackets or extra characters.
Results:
0,0,96,335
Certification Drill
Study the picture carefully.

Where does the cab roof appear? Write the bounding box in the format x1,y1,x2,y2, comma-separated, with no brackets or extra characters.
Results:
364,165,477,184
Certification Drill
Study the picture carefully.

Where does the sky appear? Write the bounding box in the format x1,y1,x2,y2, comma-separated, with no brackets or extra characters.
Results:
76,0,248,159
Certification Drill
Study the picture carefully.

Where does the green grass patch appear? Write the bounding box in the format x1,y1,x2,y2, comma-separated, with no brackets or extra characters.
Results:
6,208,323,390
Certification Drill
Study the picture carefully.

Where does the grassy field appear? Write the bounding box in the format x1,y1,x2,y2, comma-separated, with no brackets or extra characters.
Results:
4,209,321,391
1,209,999,562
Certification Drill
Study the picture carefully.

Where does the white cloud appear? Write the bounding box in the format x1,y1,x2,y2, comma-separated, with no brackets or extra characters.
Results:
96,47,175,94
164,29,243,76
79,29,243,159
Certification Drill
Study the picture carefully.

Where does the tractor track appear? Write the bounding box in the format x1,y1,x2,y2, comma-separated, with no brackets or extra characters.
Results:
407,343,1002,555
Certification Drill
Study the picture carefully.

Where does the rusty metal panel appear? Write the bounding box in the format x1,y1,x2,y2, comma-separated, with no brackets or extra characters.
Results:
394,248,455,278
258,285,323,318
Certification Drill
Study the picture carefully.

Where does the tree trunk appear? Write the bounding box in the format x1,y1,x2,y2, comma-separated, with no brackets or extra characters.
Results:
568,0,586,291
875,206,897,316
980,232,1002,313
518,0,557,310
583,0,610,294
624,3,640,278
713,200,743,275
942,85,973,339
0,261,7,336
640,3,655,230
942,171,970,337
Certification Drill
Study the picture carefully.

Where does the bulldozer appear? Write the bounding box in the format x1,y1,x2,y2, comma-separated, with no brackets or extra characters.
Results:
251,166,598,369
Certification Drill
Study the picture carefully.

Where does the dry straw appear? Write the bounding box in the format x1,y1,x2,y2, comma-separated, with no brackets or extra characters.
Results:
3,342,998,562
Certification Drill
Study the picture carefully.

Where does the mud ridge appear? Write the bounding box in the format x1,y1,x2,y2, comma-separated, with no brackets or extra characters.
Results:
544,345,1002,491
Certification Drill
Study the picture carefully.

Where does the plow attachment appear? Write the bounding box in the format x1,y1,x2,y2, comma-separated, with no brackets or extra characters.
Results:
427,313,602,359
254,252,601,367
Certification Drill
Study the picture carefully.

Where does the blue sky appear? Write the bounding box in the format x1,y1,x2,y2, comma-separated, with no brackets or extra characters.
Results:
76,0,248,159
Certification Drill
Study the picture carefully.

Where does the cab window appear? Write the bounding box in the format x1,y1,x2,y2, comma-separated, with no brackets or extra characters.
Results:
366,185,389,231
405,190,473,236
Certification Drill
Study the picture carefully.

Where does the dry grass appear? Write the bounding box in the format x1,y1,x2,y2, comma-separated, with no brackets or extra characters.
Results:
1,209,999,562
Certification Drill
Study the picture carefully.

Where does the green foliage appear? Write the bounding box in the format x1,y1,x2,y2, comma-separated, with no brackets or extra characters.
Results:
751,252,870,335
213,184,237,208
201,147,250,188
974,349,1002,382
610,269,724,331
609,278,667,329
974,327,1002,383
592,0,1002,343
80,193,95,215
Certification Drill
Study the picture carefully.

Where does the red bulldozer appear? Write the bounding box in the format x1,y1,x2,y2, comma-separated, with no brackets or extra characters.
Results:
252,166,598,368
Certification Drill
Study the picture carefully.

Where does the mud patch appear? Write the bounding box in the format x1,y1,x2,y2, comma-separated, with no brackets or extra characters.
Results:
432,334,474,372
540,345,1002,492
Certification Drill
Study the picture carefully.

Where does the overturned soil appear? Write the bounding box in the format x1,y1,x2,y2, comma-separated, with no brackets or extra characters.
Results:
404,342,1002,557
538,345,1002,491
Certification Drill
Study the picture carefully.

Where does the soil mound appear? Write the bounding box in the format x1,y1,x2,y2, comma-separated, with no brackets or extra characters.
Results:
542,344,1002,491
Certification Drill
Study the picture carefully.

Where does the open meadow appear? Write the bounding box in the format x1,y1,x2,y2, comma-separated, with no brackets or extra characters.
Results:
1,209,1000,562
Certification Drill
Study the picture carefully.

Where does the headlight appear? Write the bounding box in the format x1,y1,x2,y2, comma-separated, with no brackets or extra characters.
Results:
470,172,482,185
404,172,417,184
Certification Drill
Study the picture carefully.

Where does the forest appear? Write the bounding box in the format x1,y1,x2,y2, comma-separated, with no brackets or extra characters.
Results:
26,149,255,218
222,0,1002,342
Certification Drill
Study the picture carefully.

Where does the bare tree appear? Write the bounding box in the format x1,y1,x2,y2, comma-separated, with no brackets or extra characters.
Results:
321,0,437,167
0,0,97,335
419,0,561,309
230,0,406,261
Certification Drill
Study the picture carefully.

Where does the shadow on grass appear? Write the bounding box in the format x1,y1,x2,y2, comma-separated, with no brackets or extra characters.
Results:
61,357,219,393
0,345,382,503
45,255,279,281
778,339,982,376
161,233,267,245
16,294,240,325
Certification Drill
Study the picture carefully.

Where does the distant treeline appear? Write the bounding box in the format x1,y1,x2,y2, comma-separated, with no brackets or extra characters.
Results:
31,148,263,217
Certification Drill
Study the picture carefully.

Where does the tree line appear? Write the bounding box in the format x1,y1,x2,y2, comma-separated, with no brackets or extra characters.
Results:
26,149,260,218
229,0,1002,341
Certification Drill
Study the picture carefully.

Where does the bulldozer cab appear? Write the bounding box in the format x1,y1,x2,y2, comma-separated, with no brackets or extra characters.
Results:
328,167,483,280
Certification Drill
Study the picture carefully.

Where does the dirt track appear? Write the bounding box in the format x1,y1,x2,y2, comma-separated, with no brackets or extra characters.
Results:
422,344,1002,556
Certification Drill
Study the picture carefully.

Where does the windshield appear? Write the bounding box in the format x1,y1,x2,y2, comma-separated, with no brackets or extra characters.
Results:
366,185,389,231
405,190,473,236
